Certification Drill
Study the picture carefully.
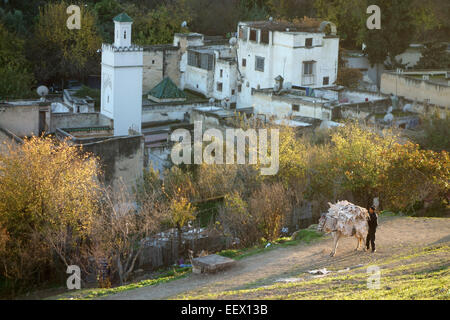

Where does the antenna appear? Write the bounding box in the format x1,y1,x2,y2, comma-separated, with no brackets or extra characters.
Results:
229,37,237,47
181,21,187,28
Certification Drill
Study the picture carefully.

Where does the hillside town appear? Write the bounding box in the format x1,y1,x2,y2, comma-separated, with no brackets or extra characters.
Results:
0,0,448,303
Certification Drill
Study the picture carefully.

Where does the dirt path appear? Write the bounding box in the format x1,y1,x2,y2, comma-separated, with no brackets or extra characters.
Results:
102,216,450,300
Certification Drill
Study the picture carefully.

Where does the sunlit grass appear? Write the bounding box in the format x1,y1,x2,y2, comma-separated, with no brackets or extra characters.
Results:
179,245,450,300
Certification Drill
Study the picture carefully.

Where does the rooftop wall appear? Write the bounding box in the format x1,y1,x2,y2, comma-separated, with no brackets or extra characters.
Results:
0,104,40,137
50,112,112,132
380,72,450,108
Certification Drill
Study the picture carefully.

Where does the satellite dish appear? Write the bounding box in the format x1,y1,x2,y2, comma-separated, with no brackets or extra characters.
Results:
37,85,49,98
209,98,215,104
403,103,412,112
181,21,187,28
229,37,237,46
269,17,273,21
384,112,394,123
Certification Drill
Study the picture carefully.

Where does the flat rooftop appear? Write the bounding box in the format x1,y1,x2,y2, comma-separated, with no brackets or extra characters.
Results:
273,119,311,127
255,87,387,105
240,20,323,33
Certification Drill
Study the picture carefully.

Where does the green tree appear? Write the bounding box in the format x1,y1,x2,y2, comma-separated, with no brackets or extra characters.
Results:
0,23,35,99
130,2,191,45
29,1,102,86
415,42,450,69
314,0,366,49
268,0,315,20
414,112,450,152
93,0,124,43
0,8,27,35
362,0,415,67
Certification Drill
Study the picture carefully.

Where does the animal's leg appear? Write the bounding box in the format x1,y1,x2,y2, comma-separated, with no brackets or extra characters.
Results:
355,236,361,251
330,232,340,257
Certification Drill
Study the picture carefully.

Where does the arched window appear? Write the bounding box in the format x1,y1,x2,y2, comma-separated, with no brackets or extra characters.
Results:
124,30,127,39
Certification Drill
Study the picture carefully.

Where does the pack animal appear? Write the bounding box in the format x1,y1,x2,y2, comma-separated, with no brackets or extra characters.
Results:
317,201,369,257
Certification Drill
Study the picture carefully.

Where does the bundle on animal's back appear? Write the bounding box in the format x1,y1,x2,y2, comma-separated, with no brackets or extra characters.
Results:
318,201,369,236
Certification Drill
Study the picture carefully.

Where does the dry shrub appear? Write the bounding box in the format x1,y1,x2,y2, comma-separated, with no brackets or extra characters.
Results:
336,67,363,89
195,164,239,200
218,183,293,247
249,182,292,242
0,136,100,293
89,183,169,285
217,192,260,247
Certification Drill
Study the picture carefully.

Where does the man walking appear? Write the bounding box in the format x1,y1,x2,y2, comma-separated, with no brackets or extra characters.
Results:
366,206,378,253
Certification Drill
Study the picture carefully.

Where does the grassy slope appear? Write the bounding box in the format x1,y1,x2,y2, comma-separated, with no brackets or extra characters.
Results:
218,229,323,261
48,229,323,300
179,244,450,300
49,267,191,300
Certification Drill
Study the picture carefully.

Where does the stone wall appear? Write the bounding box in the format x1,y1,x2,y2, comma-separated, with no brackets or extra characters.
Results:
50,112,112,132
143,46,180,94
380,72,450,108
0,104,40,137
142,101,210,123
81,135,144,191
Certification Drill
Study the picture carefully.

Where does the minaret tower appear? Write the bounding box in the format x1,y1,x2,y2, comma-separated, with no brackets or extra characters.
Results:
101,13,143,136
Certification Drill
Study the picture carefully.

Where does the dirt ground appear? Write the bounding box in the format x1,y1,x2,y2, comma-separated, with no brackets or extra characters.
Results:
102,216,450,300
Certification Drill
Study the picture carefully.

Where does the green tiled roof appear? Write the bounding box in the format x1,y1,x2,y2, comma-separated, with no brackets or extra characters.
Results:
113,12,133,23
148,77,186,100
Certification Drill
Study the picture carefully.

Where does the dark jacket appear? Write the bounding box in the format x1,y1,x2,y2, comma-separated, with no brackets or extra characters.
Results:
368,212,378,230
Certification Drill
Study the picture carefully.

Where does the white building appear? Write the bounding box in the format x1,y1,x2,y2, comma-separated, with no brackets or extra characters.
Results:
101,13,143,136
236,20,339,109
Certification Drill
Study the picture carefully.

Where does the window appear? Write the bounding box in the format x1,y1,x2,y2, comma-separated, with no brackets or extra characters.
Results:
217,82,223,92
239,26,248,40
249,29,257,42
305,38,313,47
242,58,246,67
261,30,269,44
255,56,265,72
302,61,315,85
124,30,127,39
231,89,235,95
200,53,214,70
152,60,155,64
303,61,314,75
188,51,213,70
220,69,223,77
188,51,199,67
238,84,242,92
292,104,299,112
323,76,329,85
